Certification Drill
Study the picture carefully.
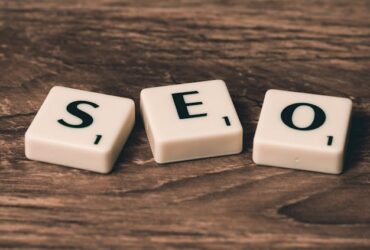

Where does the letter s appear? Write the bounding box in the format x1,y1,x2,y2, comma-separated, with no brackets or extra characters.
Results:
58,100,99,128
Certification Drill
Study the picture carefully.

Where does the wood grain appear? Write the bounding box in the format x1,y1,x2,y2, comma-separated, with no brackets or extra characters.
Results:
0,0,369,249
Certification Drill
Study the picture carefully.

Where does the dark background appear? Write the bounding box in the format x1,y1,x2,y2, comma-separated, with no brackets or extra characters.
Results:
0,0,369,249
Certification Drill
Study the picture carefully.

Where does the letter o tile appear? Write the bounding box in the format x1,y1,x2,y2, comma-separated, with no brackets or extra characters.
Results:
253,89,352,174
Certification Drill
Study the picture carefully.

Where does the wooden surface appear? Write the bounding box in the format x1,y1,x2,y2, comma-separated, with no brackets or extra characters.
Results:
0,0,370,249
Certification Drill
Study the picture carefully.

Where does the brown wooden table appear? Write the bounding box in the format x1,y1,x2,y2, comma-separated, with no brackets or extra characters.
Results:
1,1,369,249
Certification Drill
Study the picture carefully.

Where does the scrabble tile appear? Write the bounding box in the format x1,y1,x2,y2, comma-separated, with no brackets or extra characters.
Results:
140,80,243,163
25,86,135,173
253,89,352,174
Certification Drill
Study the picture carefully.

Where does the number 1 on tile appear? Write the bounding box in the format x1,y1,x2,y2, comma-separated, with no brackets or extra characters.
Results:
94,134,102,145
327,135,333,146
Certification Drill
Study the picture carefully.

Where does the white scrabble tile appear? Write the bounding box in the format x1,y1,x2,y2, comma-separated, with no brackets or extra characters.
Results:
253,89,352,174
25,86,135,174
140,80,243,163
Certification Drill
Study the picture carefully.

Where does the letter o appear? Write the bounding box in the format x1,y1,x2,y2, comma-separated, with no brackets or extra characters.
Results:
281,103,326,131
